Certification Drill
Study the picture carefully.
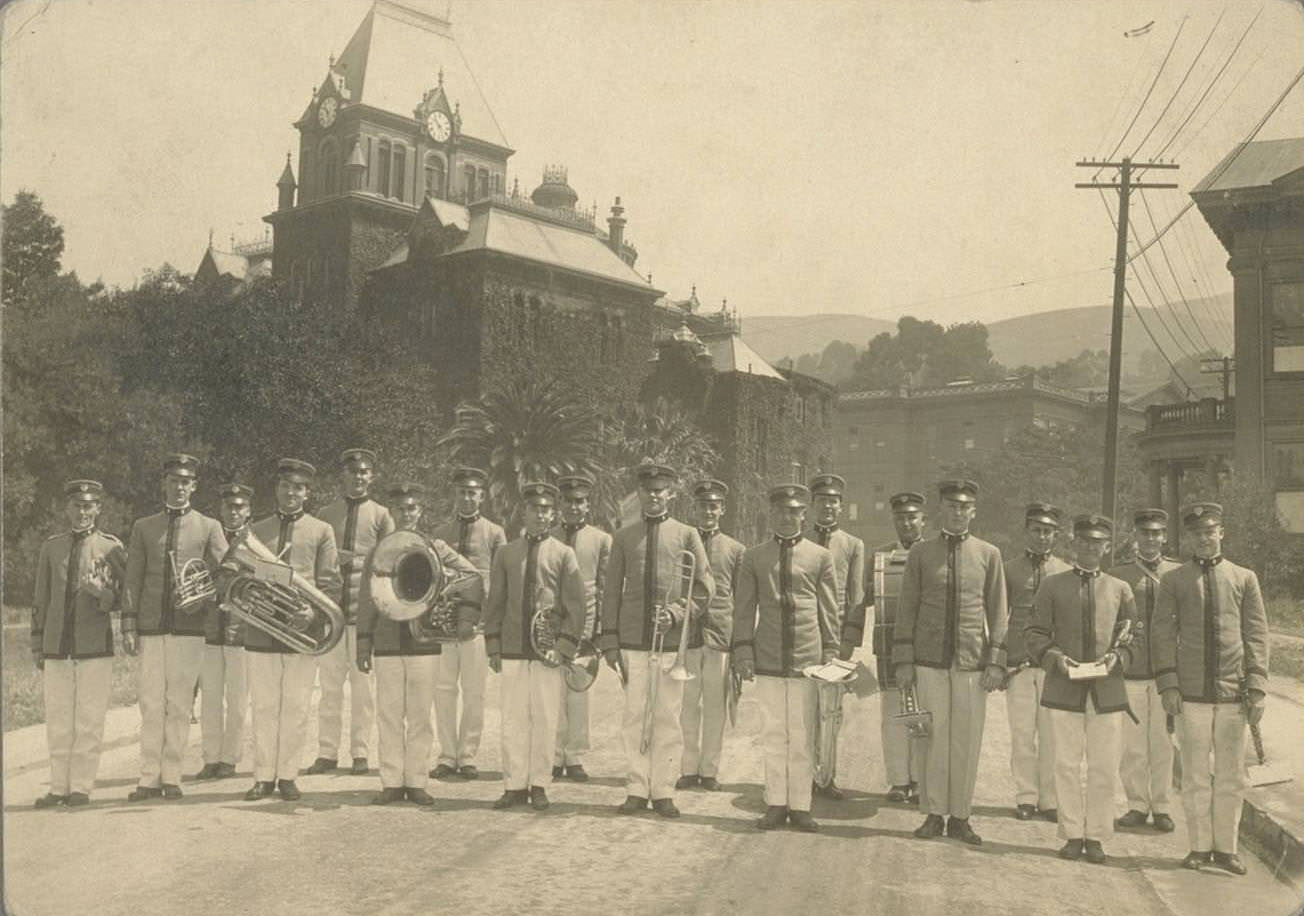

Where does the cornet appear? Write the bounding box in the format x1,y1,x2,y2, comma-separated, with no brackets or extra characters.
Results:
171,552,216,613
641,549,696,754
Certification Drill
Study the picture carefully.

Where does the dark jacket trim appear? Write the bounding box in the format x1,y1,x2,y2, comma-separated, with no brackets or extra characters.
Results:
755,665,805,679
42,650,115,661
733,638,755,648
1154,666,1177,677
374,646,442,657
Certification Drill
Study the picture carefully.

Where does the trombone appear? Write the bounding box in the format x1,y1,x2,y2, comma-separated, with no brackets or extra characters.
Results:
640,549,696,754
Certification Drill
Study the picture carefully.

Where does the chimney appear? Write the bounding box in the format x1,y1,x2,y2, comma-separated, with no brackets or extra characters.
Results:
606,196,626,255
277,153,297,211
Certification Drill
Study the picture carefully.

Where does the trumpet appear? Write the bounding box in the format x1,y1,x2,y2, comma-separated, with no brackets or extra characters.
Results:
219,532,344,656
895,684,932,739
171,552,216,613
369,529,481,645
640,549,696,754
529,585,601,692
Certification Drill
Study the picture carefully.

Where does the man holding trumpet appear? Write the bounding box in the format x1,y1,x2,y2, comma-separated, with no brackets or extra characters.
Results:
598,462,713,819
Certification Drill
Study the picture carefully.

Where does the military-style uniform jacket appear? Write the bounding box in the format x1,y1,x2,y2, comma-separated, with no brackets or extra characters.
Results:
695,528,745,652
557,522,612,641
893,532,1008,671
1153,557,1269,703
1025,568,1137,714
205,525,248,647
597,514,714,653
811,524,865,654
123,507,228,638
1108,555,1180,679
357,538,481,656
32,528,127,659
484,534,586,662
1004,551,1072,667
318,496,395,625
432,514,507,630
732,535,839,678
243,511,342,653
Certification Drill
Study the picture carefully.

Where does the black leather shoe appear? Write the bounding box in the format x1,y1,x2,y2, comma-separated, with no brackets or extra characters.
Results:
431,764,456,779
351,757,369,776
1115,809,1148,828
1059,839,1084,860
1182,851,1212,870
914,814,945,838
813,781,845,800
406,788,436,807
698,776,721,791
1152,813,1176,833
946,816,982,846
552,765,565,779
371,787,406,805
652,798,680,819
907,783,920,805
675,774,700,790
565,765,590,782
65,792,90,807
244,781,275,801
193,763,221,781
34,793,67,809
616,795,649,814
1039,808,1058,823
530,787,550,811
788,810,819,832
1083,840,1106,865
1015,804,1036,820
757,806,788,830
213,763,238,779
305,757,337,775
128,786,162,802
161,784,183,800
1211,852,1247,876
493,790,529,810
457,764,479,780
887,785,910,802
277,779,301,801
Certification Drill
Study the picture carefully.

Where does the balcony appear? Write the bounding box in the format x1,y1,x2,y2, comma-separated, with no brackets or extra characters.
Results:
1145,397,1234,431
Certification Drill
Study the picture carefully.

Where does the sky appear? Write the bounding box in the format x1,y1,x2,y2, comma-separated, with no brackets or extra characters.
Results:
3,0,1302,346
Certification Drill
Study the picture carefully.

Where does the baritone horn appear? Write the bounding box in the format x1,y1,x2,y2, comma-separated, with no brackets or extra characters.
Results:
529,584,601,692
641,550,697,753
220,532,344,656
171,552,217,613
368,529,482,645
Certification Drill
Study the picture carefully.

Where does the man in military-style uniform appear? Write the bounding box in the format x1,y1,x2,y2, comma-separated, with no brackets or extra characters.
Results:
357,491,481,807
597,462,713,818
1003,502,1070,821
310,448,395,777
1110,508,1180,833
124,453,229,801
806,473,864,800
733,483,839,832
552,474,610,782
486,482,586,811
243,459,342,802
894,479,1007,845
1026,515,1138,865
194,483,254,781
389,482,427,532
32,480,127,808
1154,502,1269,875
676,479,744,792
431,467,506,781
869,491,927,803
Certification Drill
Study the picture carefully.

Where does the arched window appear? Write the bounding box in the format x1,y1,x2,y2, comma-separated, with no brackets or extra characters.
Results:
377,140,391,197
299,148,313,202
492,173,502,194
392,144,407,201
424,153,445,200
477,168,489,200
464,165,476,201
319,138,338,196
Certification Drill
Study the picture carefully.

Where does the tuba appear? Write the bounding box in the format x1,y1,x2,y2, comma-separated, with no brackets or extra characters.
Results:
219,532,344,656
530,584,601,692
369,529,480,645
171,552,217,614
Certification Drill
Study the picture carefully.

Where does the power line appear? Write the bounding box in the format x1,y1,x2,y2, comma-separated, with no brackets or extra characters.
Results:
1130,9,1226,158
1125,287,1196,394
1168,199,1235,351
1172,47,1266,161
1096,16,1188,177
1138,189,1216,351
1093,25,1158,163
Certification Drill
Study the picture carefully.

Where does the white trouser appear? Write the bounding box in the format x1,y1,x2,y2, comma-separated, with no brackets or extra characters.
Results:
138,634,205,787
1049,697,1122,841
1005,666,1056,808
43,657,112,795
755,675,818,811
1177,701,1248,853
315,624,374,761
433,635,487,767
500,660,564,791
880,688,920,787
246,651,316,782
1120,679,1172,815
679,646,729,778
915,665,987,818
375,655,438,790
555,677,589,767
199,645,247,766
620,649,686,800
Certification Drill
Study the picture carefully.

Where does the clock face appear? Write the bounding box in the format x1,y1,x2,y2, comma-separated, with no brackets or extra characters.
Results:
317,97,337,128
426,110,451,142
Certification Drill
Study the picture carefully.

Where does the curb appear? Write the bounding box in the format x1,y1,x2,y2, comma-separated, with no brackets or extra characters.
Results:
1242,799,1304,889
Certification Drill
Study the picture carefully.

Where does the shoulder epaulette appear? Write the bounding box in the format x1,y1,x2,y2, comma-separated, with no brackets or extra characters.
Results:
97,531,123,545
44,531,67,542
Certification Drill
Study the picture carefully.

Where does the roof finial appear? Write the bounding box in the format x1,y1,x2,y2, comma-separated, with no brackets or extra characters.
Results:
208,227,214,249
437,66,444,89
329,52,335,69
647,272,653,285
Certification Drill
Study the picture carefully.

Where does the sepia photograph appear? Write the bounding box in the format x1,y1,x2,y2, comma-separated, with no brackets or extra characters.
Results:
2,0,1303,913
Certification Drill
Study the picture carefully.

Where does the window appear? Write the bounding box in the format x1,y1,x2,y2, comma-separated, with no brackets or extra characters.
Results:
1275,441,1304,488
964,438,975,450
477,168,489,200
529,295,543,342
795,398,806,424
792,462,806,484
492,173,502,194
318,139,338,196
377,141,391,197
424,153,445,200
1271,282,1304,373
391,145,406,201
464,165,476,201
755,419,769,475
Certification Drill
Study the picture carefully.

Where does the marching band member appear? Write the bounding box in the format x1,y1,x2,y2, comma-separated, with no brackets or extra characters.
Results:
430,467,506,781
1003,502,1070,821
597,462,713,818
31,480,126,808
552,474,610,782
310,448,394,777
676,479,744,792
1109,508,1179,833
1026,515,1137,865
390,482,427,532
193,484,254,781
894,479,1007,845
732,484,838,832
485,482,586,811
357,483,481,806
807,473,864,801
243,459,342,801
1154,502,1269,876
124,454,228,801
869,492,926,803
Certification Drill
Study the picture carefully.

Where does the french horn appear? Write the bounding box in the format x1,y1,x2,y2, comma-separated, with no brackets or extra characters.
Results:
171,552,217,614
529,584,600,692
219,531,344,656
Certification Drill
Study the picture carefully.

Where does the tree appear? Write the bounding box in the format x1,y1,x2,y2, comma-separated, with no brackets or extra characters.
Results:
793,339,858,386
844,316,1005,390
2,190,65,307
600,396,721,523
1027,348,1110,389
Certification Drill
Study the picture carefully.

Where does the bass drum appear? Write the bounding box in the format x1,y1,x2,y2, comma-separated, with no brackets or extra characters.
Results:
871,548,909,687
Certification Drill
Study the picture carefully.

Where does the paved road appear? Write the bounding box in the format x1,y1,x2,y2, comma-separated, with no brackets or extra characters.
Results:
4,650,1302,916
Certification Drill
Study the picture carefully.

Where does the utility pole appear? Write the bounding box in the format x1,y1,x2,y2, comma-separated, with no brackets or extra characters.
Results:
1075,157,1179,524
1201,355,1235,402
